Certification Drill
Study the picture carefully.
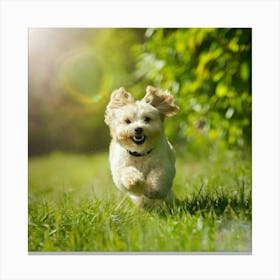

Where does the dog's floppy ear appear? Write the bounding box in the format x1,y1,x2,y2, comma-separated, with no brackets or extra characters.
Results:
104,87,134,125
143,86,179,118
107,87,134,109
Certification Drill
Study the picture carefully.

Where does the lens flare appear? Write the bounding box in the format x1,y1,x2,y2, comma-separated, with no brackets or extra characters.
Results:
58,48,111,104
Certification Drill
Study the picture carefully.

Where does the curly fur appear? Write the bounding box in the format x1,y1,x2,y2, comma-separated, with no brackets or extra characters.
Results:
104,85,179,209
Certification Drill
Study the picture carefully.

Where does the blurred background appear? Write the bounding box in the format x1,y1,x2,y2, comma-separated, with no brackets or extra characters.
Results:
28,28,251,158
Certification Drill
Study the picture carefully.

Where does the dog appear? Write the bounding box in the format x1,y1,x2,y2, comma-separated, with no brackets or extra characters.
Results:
104,85,179,209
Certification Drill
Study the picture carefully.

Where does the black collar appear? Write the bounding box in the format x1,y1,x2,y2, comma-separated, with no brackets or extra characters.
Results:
127,149,153,157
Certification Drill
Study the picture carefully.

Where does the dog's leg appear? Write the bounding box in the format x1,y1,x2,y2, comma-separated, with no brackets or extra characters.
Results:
119,166,145,195
144,168,175,200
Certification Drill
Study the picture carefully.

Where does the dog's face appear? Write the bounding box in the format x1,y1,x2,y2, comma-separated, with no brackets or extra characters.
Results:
105,86,179,152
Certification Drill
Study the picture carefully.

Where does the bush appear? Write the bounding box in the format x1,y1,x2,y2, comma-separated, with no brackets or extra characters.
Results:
135,28,252,154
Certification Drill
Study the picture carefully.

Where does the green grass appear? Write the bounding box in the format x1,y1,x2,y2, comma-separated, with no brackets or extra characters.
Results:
28,150,251,252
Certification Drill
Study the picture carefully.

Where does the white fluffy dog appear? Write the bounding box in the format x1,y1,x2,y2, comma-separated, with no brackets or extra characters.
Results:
104,86,179,209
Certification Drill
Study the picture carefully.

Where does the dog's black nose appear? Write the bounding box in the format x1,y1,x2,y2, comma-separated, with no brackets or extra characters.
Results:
134,127,143,134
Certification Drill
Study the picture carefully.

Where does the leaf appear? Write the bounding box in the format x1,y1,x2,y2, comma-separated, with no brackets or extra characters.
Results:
225,108,234,119
216,83,228,97
240,63,249,81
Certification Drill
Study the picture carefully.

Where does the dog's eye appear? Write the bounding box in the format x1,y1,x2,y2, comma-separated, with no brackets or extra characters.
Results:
144,117,151,123
125,119,131,124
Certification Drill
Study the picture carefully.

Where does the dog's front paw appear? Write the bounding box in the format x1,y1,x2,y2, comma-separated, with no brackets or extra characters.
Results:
121,167,145,194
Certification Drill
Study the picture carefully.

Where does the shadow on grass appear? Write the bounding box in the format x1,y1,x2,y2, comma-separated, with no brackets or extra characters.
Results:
166,184,252,219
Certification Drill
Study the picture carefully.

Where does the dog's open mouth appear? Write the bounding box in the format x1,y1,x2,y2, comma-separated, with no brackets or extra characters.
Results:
132,135,146,145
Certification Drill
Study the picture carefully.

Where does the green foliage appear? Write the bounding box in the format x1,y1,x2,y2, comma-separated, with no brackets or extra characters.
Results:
135,28,251,154
29,28,251,156
29,152,251,252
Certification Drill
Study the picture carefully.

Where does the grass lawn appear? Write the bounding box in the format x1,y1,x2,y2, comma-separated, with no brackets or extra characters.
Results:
28,150,251,252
